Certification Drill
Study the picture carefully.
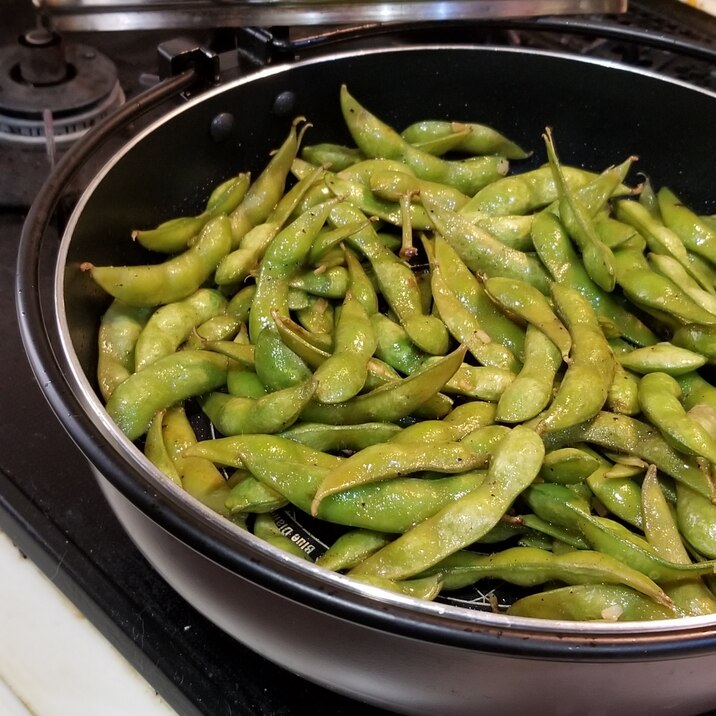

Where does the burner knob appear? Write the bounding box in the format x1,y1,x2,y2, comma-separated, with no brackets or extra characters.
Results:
17,28,67,86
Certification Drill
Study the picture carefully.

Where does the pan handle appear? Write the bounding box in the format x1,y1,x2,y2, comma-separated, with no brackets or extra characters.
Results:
264,16,716,66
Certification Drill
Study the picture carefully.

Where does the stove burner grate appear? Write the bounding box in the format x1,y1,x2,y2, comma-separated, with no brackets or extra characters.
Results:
0,31,125,148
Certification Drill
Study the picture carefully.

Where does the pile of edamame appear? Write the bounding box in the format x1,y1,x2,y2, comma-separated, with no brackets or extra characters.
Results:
86,84,716,621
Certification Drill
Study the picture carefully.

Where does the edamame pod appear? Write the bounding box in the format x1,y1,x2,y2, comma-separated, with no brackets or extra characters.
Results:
162,404,231,515
134,288,228,372
507,584,680,621
96,300,153,401
312,291,377,404
658,186,716,265
105,350,229,440
496,325,562,424
536,284,615,434
617,342,706,375
642,467,716,616
427,547,672,608
349,425,544,581
133,172,250,253
400,119,530,160
542,411,716,501
463,164,596,216
543,128,616,292
531,210,657,347
483,276,571,361
340,85,509,196
84,215,232,307
638,372,716,463
425,201,551,294
200,378,317,436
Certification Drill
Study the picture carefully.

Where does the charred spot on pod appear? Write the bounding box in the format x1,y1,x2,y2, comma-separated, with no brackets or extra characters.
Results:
272,91,297,117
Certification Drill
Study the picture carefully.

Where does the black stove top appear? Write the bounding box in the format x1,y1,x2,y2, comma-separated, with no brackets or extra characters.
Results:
1,2,715,715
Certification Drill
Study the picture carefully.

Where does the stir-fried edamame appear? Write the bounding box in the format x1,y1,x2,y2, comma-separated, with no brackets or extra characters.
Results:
88,86,716,622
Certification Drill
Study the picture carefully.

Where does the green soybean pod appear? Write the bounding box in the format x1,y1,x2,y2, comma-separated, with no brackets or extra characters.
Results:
541,411,715,501
648,253,716,316
200,378,317,436
302,142,364,171
133,172,250,254
370,312,425,375
525,483,716,583
97,300,153,401
530,210,657,347
427,547,672,607
429,253,519,371
543,127,616,293
105,350,229,441
613,247,716,327
676,372,716,412
642,466,716,616
343,245,379,317
496,324,561,424
536,283,615,434
586,465,644,530
143,410,182,486
673,324,716,364
332,202,450,356
400,119,531,159
540,447,603,485
425,200,551,294
429,361,516,402
483,276,571,361
252,513,312,560
218,164,327,287
461,213,534,252
432,234,526,360
658,186,716,266
227,367,266,399
507,584,679,621
638,371,716,463
317,530,394,572
279,422,402,452
607,363,641,416
184,314,241,349
312,291,377,404
340,85,509,196
616,197,714,292
462,165,596,216
134,288,228,372
85,214,232,308
229,118,308,247
253,327,312,391
162,404,232,516
225,475,288,514
311,439,490,513
675,483,716,559
349,425,544,581
192,434,488,534
324,171,433,231
618,342,707,376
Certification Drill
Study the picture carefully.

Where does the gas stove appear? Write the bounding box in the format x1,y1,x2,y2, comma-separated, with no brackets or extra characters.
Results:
1,2,716,715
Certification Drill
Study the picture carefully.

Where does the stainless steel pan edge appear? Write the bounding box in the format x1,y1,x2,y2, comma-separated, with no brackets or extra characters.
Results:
16,43,716,713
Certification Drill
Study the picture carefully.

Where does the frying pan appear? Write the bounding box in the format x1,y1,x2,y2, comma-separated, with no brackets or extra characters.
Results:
16,44,716,714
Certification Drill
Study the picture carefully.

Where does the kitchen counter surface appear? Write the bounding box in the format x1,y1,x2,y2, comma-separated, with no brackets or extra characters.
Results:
0,528,177,716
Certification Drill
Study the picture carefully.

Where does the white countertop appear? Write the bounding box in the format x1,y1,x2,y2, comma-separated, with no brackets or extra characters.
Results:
0,529,178,716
